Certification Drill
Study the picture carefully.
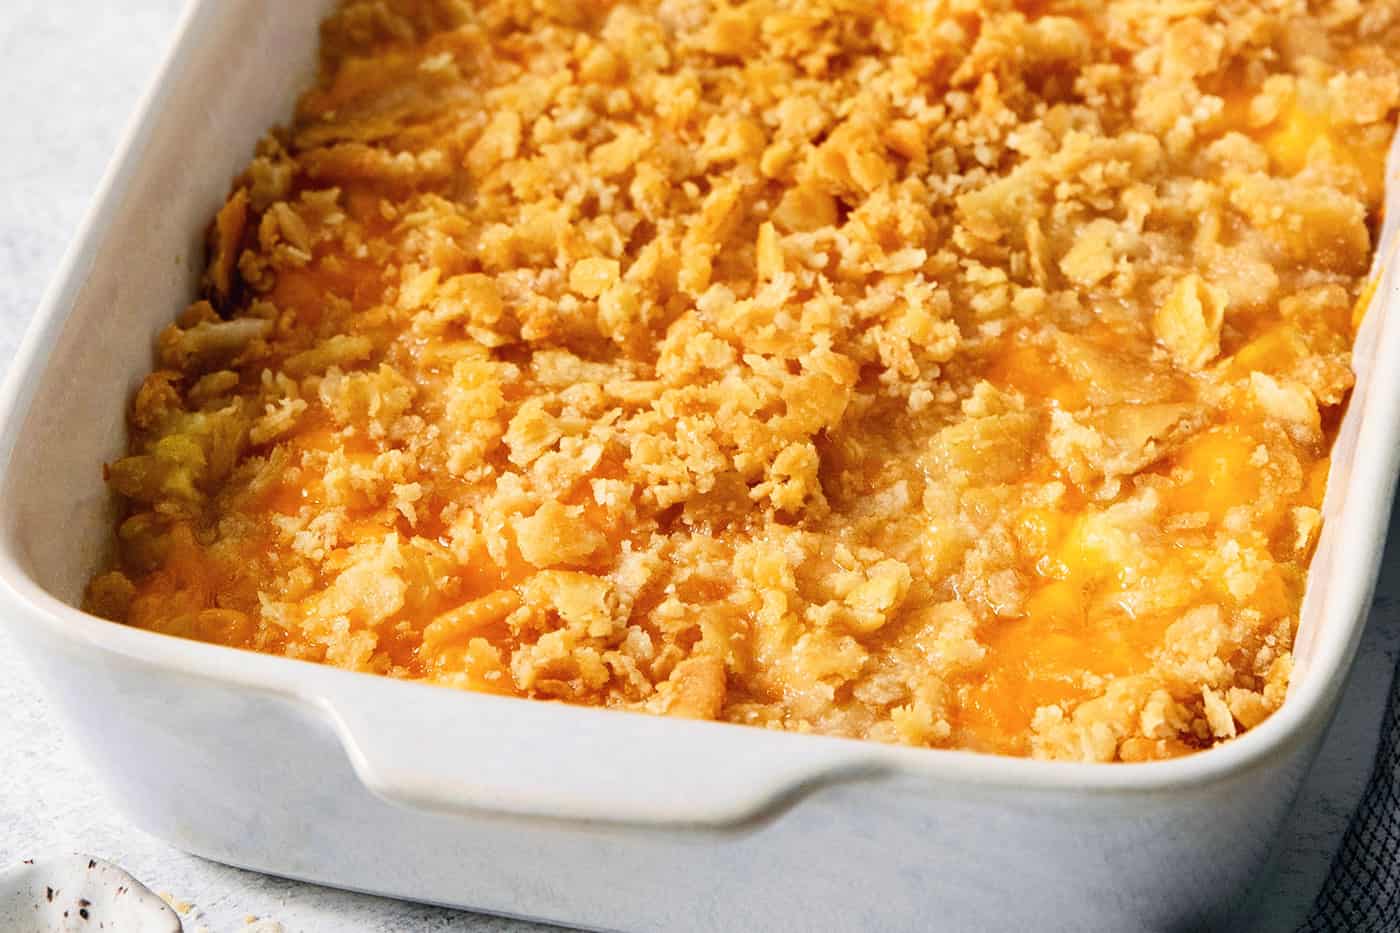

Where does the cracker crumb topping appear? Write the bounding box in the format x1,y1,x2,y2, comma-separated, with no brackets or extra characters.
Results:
86,0,1400,760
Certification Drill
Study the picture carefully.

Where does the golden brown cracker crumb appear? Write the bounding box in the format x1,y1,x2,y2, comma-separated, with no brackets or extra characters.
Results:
88,0,1400,760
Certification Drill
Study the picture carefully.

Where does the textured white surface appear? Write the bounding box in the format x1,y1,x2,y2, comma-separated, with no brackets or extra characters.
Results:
0,2,1396,931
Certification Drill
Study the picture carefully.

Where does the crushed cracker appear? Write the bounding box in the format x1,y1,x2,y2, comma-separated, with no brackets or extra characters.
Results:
85,0,1399,760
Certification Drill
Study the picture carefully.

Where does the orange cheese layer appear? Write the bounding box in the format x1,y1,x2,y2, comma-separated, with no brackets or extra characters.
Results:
85,0,1400,760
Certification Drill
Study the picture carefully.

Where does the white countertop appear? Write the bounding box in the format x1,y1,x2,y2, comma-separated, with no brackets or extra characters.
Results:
1,2,1397,930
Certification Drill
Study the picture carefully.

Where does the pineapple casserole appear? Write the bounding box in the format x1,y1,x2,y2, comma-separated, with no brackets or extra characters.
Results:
86,0,1400,761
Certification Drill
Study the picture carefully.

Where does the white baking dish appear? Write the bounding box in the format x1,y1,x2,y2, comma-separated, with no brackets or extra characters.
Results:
2,2,1398,930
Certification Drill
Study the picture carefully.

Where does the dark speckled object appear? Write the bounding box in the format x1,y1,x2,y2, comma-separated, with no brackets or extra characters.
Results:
0,855,182,933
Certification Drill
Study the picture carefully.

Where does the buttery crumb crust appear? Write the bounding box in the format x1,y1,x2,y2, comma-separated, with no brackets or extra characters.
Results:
86,0,1400,760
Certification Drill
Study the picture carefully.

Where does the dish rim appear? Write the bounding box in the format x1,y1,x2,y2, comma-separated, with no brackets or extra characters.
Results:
0,0,1396,821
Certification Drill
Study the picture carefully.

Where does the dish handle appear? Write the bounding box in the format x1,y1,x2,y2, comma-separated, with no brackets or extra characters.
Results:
315,677,888,828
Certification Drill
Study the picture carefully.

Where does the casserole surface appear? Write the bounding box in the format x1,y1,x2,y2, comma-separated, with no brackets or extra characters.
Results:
87,0,1400,761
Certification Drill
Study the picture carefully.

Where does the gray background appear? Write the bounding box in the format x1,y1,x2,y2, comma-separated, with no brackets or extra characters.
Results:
0,2,1396,930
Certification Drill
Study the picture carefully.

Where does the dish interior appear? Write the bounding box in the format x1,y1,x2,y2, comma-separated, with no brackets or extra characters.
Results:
8,0,1400,766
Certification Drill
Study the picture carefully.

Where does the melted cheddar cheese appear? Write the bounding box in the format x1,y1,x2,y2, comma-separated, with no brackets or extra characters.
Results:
86,0,1400,760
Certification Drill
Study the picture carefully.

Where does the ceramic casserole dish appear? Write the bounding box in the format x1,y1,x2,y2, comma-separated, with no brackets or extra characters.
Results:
2,2,1399,930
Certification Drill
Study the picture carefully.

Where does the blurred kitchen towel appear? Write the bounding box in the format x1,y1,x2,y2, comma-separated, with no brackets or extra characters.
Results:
1302,666,1400,931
